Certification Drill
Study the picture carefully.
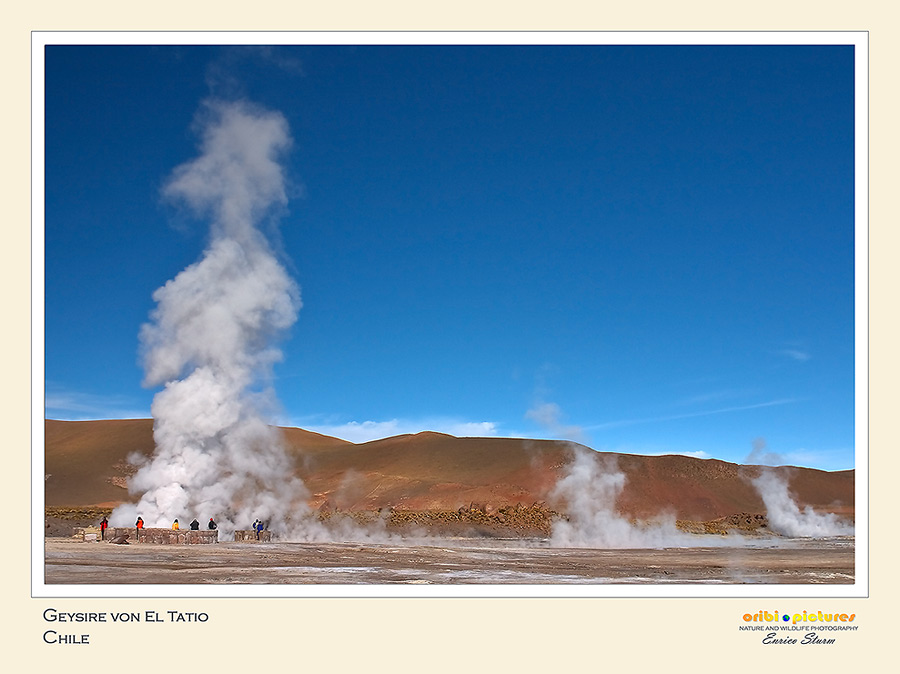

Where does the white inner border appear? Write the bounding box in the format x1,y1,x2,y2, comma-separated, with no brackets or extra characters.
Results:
32,30,869,599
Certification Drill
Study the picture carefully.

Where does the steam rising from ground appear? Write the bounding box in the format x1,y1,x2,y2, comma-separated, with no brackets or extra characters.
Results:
549,447,853,548
111,100,314,538
751,470,854,538
549,447,696,548
107,97,853,550
744,438,853,537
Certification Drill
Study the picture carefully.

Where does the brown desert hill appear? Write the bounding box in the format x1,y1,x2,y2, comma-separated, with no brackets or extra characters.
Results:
44,419,351,507
45,419,157,507
44,419,854,524
296,432,854,522
296,433,565,511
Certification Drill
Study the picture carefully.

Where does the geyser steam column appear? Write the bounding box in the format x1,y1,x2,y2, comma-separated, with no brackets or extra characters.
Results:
111,100,308,538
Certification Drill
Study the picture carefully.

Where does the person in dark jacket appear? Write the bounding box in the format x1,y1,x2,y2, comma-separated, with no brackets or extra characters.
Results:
208,518,217,530
190,518,200,530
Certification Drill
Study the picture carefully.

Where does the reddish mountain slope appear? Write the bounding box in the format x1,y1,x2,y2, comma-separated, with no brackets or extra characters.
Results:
44,419,854,522
44,419,350,507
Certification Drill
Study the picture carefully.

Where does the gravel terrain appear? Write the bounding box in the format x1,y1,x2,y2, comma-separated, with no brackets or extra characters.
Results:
44,536,854,585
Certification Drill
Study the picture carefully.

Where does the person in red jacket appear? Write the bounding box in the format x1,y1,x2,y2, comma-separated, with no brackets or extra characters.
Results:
100,517,108,540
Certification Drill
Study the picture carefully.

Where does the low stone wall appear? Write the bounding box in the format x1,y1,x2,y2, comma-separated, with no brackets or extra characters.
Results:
102,527,134,541
140,528,218,544
95,527,218,544
233,529,272,542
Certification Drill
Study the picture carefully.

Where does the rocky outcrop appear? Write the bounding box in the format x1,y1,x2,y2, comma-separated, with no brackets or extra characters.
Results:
676,512,769,535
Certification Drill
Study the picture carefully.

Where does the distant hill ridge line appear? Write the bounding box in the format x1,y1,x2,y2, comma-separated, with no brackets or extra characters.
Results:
44,418,854,522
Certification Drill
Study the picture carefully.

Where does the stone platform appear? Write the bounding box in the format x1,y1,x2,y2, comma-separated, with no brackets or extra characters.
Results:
98,527,219,544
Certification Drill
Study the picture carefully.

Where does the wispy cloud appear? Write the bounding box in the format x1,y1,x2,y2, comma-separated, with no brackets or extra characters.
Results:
585,398,801,432
606,444,713,460
776,447,855,472
773,340,812,362
296,417,500,444
44,385,149,420
745,437,853,471
778,348,812,362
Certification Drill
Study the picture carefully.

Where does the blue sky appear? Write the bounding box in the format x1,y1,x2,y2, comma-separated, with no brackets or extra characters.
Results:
43,44,858,470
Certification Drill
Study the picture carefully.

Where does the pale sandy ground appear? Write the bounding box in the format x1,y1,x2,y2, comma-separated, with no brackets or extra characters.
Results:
44,536,854,585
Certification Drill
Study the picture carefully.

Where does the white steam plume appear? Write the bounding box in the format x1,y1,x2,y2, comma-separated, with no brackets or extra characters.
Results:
751,469,853,538
110,99,311,538
549,447,695,548
525,401,587,445
745,437,784,466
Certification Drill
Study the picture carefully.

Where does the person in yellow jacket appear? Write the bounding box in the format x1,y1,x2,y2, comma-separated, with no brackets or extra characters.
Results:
172,519,179,530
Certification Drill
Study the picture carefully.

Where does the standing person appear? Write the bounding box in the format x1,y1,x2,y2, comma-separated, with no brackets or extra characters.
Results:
190,518,200,530
100,516,108,540
208,518,217,530
256,519,264,540
135,516,144,543
252,519,259,539
172,519,179,530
